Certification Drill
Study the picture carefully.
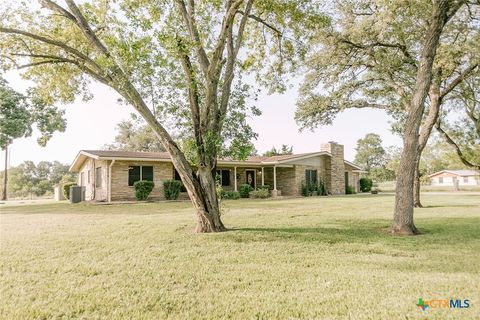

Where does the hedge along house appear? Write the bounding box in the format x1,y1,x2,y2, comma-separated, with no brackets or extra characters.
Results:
69,142,363,202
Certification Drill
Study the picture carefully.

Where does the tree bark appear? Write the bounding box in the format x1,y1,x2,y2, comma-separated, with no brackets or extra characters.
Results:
413,84,442,207
2,145,7,201
392,0,453,235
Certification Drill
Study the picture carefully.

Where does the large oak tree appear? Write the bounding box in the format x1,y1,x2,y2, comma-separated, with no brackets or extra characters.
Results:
0,0,324,232
294,0,475,234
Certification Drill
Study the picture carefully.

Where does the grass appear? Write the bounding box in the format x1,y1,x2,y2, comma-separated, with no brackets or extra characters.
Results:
1,193,479,319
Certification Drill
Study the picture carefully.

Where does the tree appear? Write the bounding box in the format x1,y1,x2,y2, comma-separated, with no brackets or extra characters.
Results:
104,117,166,152
435,75,480,169
1,0,324,232
263,144,293,157
294,0,471,234
1,160,74,199
354,134,386,172
0,78,65,200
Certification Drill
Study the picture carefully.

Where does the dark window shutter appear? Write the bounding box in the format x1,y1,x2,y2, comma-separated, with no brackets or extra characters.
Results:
129,166,141,186
222,170,230,186
142,166,154,181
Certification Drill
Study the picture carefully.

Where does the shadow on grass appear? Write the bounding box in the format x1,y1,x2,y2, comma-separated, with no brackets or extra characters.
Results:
220,217,480,249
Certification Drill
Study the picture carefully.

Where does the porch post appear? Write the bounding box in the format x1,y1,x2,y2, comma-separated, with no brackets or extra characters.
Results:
273,165,277,190
234,166,237,191
261,167,264,186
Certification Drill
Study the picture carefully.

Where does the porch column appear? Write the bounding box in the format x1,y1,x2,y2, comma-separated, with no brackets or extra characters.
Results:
273,165,277,190
234,166,237,191
261,167,264,186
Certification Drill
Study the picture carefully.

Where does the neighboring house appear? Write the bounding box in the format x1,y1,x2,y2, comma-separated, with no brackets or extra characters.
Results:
69,142,363,202
428,170,480,186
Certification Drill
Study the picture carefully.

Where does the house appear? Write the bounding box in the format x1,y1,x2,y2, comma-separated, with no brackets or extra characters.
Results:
69,142,363,202
428,170,480,186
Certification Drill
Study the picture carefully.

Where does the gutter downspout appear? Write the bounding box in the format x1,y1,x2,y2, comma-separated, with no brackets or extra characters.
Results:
108,159,115,202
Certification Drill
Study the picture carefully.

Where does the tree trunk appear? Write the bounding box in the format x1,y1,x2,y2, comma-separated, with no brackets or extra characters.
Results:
414,84,442,208
413,155,422,208
2,145,7,201
392,0,452,235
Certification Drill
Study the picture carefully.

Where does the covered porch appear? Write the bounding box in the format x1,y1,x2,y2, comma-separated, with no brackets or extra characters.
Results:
216,162,295,197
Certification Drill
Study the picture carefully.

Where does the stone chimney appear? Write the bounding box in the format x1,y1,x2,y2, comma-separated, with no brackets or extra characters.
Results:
320,142,345,195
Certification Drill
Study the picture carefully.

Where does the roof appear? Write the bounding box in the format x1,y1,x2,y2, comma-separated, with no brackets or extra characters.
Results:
428,170,480,178
69,150,362,172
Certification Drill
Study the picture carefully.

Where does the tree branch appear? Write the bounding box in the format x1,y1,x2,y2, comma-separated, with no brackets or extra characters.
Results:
436,120,480,169
39,0,76,21
440,63,478,99
0,27,102,73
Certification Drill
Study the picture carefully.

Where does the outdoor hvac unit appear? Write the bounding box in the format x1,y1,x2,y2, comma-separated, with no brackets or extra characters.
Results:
70,186,85,203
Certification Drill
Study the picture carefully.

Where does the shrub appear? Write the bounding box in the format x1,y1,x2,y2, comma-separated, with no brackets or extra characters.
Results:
62,182,77,200
224,190,240,200
317,179,328,196
239,184,253,198
345,185,355,194
360,178,373,192
301,181,317,197
249,189,270,199
134,180,155,200
163,180,182,200
258,184,270,191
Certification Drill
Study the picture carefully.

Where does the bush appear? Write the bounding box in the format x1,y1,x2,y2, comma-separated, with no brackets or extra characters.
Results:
345,185,355,194
301,181,317,197
249,189,270,199
62,182,77,200
258,184,270,191
239,184,253,198
223,190,240,200
360,178,373,192
134,180,155,200
163,180,182,200
317,179,328,196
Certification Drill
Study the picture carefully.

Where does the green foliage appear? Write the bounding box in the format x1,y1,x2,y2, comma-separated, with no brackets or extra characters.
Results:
63,182,77,200
317,179,327,196
163,180,182,200
354,134,386,172
249,189,270,199
258,184,271,191
239,184,253,198
301,180,317,197
104,117,165,152
360,178,373,192
0,78,66,150
223,191,240,200
134,180,155,201
263,145,293,157
345,185,355,195
4,161,75,199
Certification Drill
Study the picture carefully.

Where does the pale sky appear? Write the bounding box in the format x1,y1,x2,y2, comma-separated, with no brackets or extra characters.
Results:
1,71,402,167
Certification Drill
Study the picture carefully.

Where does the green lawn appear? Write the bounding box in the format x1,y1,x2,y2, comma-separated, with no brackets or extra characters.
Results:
1,193,479,319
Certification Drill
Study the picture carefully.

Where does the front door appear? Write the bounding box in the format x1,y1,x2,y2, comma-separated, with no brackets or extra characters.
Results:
246,170,256,189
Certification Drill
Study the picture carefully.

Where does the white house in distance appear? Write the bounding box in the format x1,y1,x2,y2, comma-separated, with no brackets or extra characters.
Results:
428,170,480,186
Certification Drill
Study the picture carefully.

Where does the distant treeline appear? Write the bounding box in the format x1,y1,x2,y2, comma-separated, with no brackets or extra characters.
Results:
0,161,76,199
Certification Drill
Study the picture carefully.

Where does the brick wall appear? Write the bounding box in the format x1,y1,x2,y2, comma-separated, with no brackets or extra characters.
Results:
320,142,346,195
110,161,174,201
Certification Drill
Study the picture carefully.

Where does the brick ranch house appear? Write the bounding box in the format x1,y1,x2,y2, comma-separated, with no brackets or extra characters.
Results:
69,142,363,202
428,170,480,186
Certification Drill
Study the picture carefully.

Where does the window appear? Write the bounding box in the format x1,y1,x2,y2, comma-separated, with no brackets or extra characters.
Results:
216,169,231,187
463,176,468,183
95,167,103,188
128,166,153,186
173,169,187,192
87,170,91,184
438,177,443,184
305,169,317,186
